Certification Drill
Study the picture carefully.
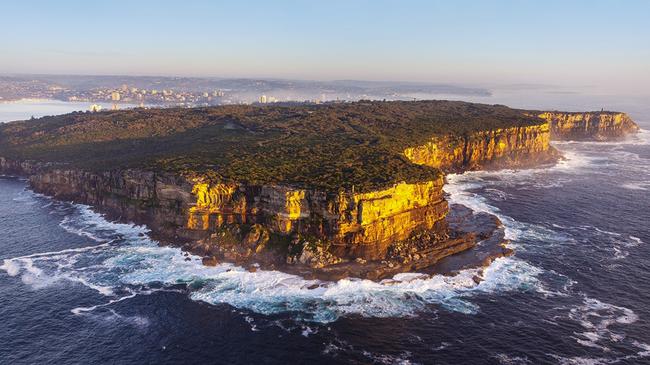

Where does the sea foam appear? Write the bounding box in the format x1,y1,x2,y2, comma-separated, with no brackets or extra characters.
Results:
6,146,604,323
1,186,546,323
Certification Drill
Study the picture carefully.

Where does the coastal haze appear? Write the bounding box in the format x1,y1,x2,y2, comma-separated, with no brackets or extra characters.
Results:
1,1,649,365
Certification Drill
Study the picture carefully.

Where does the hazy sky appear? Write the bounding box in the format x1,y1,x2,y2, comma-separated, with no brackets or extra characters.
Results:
2,0,649,91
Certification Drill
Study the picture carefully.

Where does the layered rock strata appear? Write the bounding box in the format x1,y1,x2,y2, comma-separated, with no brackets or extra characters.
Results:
539,112,639,141
0,109,640,279
403,124,559,172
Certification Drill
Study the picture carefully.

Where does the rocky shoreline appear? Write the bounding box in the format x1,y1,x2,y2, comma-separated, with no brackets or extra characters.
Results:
0,107,640,281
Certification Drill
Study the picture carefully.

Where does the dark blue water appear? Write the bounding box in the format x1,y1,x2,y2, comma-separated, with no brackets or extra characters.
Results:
1,98,650,364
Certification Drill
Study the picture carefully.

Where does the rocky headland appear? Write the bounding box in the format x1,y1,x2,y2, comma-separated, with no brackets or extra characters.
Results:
540,111,639,141
0,101,639,280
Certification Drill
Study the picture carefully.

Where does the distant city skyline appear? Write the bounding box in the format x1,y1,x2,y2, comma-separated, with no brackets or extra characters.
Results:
2,0,649,93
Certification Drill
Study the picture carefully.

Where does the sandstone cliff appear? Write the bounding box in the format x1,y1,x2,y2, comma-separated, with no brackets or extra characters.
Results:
2,102,639,279
1,121,550,273
187,178,449,260
539,111,639,141
5,161,479,280
403,124,559,172
21,165,449,261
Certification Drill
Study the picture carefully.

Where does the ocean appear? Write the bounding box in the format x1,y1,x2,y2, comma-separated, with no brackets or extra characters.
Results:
1,96,649,364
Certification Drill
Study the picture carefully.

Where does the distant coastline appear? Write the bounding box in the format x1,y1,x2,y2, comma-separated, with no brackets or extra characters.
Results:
0,98,136,106
0,99,139,123
0,97,53,104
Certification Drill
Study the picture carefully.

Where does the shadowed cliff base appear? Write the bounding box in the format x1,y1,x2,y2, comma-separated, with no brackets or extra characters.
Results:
0,100,640,280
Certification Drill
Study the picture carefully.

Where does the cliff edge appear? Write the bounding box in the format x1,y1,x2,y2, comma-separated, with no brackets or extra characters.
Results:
539,111,639,141
0,101,639,279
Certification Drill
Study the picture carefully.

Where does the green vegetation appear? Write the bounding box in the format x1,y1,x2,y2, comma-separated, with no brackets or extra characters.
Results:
0,100,543,191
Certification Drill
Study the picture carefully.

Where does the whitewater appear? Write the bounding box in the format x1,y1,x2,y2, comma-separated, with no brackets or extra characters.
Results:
1,180,542,323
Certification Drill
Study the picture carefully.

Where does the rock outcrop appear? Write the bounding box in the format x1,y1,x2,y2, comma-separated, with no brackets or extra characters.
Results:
403,124,559,172
1,104,640,280
539,112,639,141
24,166,450,261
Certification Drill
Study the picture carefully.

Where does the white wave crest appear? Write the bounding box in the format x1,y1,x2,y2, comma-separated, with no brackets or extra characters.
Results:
621,182,650,191
569,297,639,350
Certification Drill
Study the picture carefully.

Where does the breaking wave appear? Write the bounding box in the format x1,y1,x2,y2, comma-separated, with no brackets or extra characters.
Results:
1,190,544,323
550,297,650,365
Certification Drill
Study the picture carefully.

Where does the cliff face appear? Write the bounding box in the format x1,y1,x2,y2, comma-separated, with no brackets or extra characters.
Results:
403,124,559,172
401,112,640,174
0,157,51,175
188,178,448,260
27,167,193,238
539,112,639,141
0,120,561,268
16,162,447,262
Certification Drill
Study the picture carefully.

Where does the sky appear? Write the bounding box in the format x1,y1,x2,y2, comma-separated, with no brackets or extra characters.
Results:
1,0,649,92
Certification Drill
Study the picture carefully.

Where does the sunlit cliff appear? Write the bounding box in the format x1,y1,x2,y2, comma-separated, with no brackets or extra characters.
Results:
0,102,641,277
540,112,639,141
404,124,557,171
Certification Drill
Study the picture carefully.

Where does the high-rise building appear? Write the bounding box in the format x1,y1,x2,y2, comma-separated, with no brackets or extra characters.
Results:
259,95,267,103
